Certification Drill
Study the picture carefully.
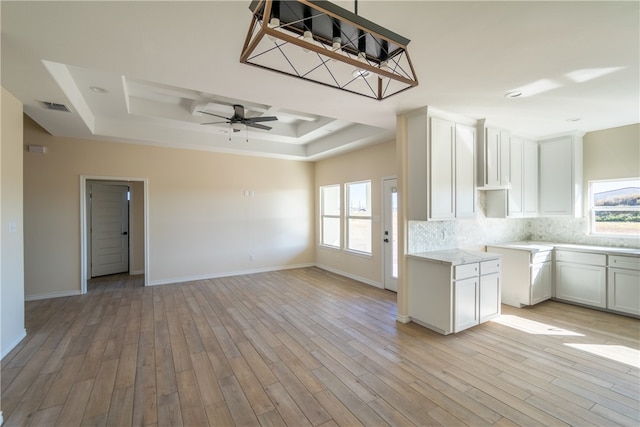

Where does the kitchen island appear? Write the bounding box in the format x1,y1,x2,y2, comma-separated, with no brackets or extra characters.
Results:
407,249,502,335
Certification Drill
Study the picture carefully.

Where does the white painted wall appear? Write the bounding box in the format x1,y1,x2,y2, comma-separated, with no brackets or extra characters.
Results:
1,87,26,358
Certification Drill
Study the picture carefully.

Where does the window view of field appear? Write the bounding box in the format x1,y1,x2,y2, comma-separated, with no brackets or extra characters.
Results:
592,179,640,236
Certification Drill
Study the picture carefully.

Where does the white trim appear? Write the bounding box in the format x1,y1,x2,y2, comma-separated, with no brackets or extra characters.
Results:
1,329,27,360
147,263,315,287
25,290,82,301
80,175,150,294
315,264,383,289
129,270,145,276
396,314,411,323
382,176,398,292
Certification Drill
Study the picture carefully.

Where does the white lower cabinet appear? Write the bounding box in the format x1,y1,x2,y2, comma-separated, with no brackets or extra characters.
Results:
531,260,552,305
408,252,501,335
454,277,479,332
555,251,607,308
486,245,552,307
608,255,640,316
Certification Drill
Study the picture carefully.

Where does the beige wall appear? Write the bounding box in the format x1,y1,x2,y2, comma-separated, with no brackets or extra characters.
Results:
314,140,397,287
1,87,26,357
583,123,640,183
23,117,315,297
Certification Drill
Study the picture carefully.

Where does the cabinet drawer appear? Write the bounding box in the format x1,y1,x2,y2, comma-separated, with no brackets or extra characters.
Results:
609,255,640,271
555,250,606,266
480,259,501,275
531,250,552,264
454,263,479,280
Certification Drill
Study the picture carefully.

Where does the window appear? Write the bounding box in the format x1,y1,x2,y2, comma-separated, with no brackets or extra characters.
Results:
346,180,372,254
320,185,341,247
589,178,640,237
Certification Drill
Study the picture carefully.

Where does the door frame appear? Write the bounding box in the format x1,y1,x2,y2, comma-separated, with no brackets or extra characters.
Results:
80,175,149,293
382,176,398,291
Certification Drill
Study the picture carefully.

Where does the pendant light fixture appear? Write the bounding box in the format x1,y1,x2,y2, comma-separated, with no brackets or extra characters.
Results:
240,0,418,101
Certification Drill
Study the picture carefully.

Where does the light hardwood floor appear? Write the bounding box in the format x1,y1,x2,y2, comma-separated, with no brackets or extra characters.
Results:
2,267,639,426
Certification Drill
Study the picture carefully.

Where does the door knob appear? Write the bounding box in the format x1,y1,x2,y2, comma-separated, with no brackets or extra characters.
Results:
122,231,128,235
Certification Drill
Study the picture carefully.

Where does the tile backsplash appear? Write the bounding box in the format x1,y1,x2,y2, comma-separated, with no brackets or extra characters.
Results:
408,197,640,253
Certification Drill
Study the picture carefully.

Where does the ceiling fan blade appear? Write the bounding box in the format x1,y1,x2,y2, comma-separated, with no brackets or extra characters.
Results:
198,111,230,120
200,121,229,125
233,104,245,119
246,122,272,131
246,116,278,123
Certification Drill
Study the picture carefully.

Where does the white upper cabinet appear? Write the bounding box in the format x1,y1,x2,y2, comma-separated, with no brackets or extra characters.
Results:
455,123,477,218
538,132,584,217
406,107,477,221
485,136,538,219
477,119,510,188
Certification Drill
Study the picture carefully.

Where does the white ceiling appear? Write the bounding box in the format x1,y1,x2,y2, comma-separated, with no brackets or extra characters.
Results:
2,1,638,161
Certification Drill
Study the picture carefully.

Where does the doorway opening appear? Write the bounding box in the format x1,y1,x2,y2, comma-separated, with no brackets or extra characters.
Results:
80,176,149,293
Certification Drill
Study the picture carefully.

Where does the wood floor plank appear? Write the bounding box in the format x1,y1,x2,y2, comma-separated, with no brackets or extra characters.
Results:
2,269,638,427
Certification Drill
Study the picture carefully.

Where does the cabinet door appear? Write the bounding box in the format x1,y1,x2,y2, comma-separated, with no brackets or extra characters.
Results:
500,131,511,186
455,124,476,218
454,277,479,332
430,117,455,219
523,140,539,216
555,262,606,308
531,261,552,305
484,128,501,187
508,137,524,216
406,113,428,220
479,272,500,322
539,137,574,215
608,268,640,315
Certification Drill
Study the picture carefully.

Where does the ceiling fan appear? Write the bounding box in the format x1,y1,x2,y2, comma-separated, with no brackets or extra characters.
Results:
199,104,278,132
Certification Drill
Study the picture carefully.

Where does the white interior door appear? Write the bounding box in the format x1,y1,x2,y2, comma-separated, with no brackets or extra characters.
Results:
91,183,129,277
383,178,398,292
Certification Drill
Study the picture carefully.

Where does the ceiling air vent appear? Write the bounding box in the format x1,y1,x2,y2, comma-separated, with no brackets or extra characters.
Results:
39,101,72,112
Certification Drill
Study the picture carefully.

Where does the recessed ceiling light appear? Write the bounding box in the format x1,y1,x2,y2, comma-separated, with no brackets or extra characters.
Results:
90,86,108,94
219,129,229,134
504,91,523,98
566,117,582,122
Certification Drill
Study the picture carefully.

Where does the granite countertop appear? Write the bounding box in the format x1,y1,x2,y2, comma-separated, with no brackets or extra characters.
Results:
487,241,640,257
552,243,640,256
407,248,502,266
486,241,555,253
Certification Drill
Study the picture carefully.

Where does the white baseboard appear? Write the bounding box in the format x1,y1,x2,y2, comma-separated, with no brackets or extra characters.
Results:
25,290,82,301
314,264,383,289
147,263,315,287
396,314,411,323
1,329,27,360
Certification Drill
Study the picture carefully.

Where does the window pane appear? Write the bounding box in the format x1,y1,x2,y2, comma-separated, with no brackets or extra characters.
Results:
593,180,640,208
322,217,340,247
348,218,371,253
321,185,340,215
590,178,640,236
594,210,640,235
347,181,371,217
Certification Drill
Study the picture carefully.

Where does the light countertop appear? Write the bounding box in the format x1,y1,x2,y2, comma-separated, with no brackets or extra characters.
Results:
487,241,639,257
407,249,502,266
486,241,554,253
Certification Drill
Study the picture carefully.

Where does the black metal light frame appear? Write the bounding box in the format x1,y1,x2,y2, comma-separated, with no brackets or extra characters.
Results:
240,0,418,101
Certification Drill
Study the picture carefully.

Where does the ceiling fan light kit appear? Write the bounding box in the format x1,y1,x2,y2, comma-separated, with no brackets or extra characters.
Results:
240,0,419,101
200,104,278,141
